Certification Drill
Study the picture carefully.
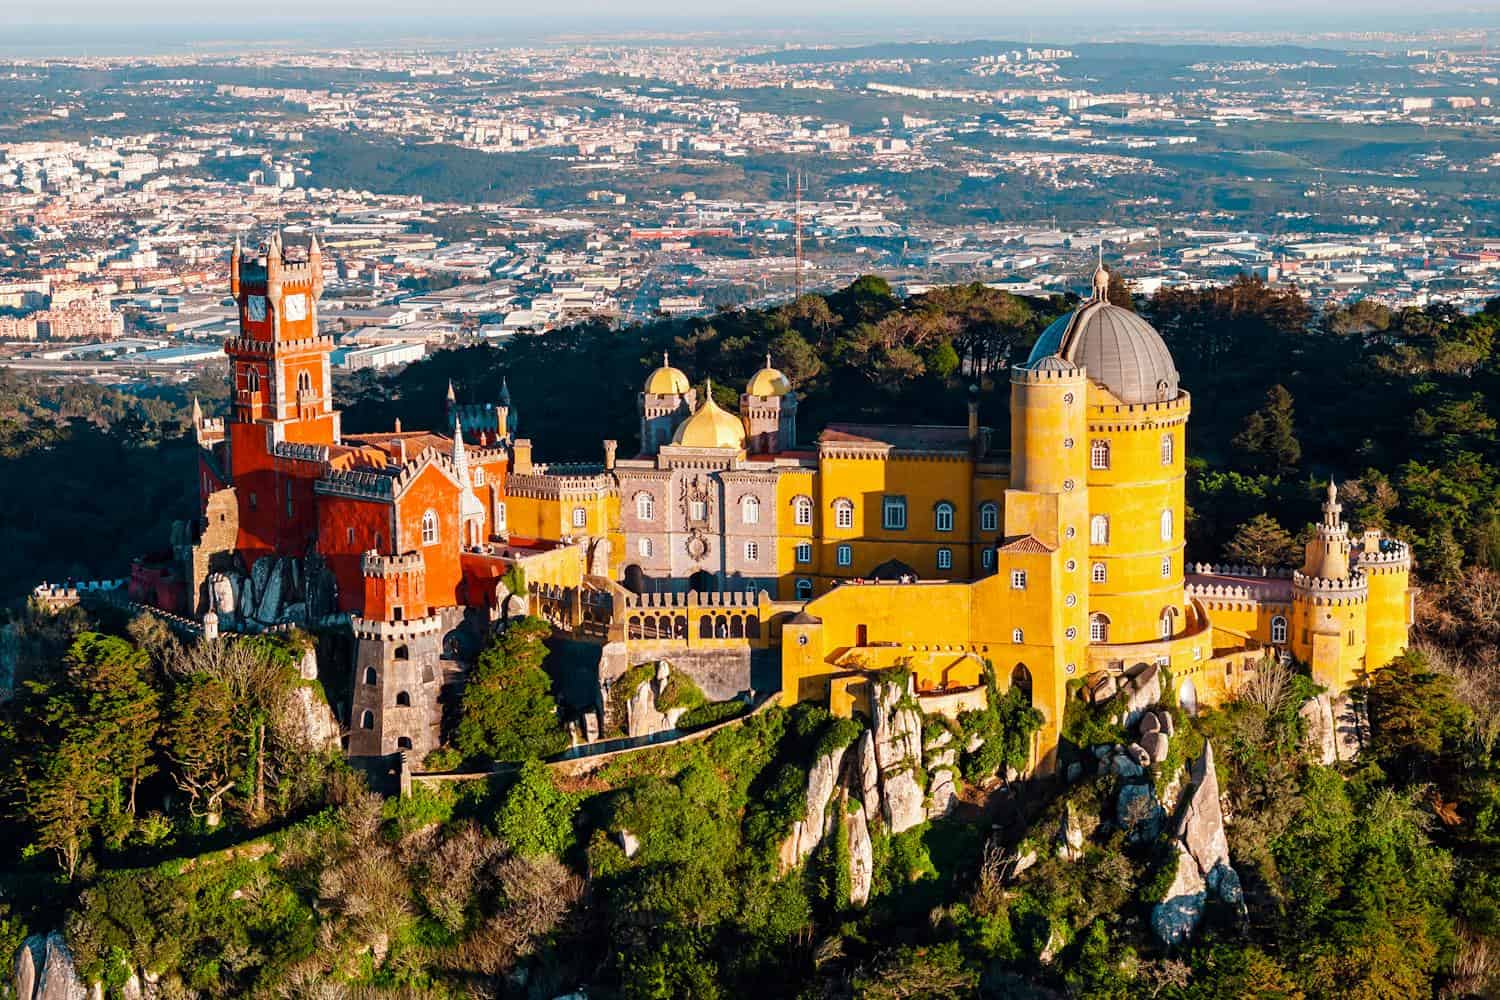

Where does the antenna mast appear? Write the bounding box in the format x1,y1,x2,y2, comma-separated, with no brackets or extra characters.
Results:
794,170,805,299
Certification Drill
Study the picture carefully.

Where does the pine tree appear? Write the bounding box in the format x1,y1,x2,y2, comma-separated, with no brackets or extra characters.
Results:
1233,385,1302,475
455,616,567,764
1224,514,1301,568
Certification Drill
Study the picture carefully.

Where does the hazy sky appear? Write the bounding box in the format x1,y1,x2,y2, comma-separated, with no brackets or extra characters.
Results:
5,0,1492,24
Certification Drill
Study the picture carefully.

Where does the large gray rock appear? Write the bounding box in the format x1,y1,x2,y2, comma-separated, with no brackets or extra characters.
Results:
1117,782,1165,842
33,931,86,1000
1121,664,1161,728
853,730,881,826
1299,693,1337,766
623,663,687,738
1333,692,1364,762
13,934,41,1000
1056,802,1085,861
925,744,958,820
1150,847,1207,947
1178,741,1232,896
871,676,926,834
846,797,874,907
1140,730,1170,765
781,743,849,868
254,558,284,623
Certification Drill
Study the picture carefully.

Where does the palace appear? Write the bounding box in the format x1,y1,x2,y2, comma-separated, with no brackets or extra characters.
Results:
155,234,1416,769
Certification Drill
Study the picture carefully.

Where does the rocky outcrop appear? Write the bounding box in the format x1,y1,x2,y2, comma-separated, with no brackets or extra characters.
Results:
924,728,958,821
846,797,874,907
853,731,881,826
623,662,688,738
1119,663,1161,728
1117,781,1165,843
13,932,87,1000
780,743,850,868
1056,802,1085,861
870,675,925,834
1299,692,1338,765
1150,740,1244,947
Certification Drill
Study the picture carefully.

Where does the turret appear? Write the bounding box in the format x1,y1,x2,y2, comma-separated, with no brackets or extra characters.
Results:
640,352,696,456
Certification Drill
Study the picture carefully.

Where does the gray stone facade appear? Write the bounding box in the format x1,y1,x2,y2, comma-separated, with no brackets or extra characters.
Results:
347,606,464,758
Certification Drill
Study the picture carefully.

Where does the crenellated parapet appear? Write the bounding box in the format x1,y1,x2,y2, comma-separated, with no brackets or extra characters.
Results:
1189,562,1294,579
224,334,335,357
1292,570,1369,607
361,550,426,577
350,613,443,642
273,441,330,465
1087,391,1191,431
1355,539,1413,575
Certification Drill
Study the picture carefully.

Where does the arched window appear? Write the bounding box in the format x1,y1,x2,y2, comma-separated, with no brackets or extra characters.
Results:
979,502,999,533
394,644,409,661
363,667,377,685
795,578,813,600
473,467,484,486
934,502,955,533
1092,562,1106,583
936,548,953,570
495,502,507,531
638,537,653,558
395,690,412,707
1271,615,1288,644
421,509,438,545
793,496,813,526
833,499,854,530
246,368,260,393
1090,515,1109,545
396,736,413,750
297,370,312,395
699,616,713,639
360,710,374,730
1161,433,1174,465
1011,664,1033,705
1012,627,1024,644
1090,439,1110,470
742,496,760,525
1160,509,1174,542
572,507,587,529
745,541,759,561
836,543,853,567
635,492,655,520
1161,556,1172,578
1159,607,1176,639
1089,613,1110,643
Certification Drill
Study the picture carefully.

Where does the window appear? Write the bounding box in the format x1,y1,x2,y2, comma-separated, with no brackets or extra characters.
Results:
1092,562,1107,583
395,690,411,707
1161,433,1174,465
1012,627,1024,644
572,507,587,529
474,467,484,486
297,370,312,395
1271,615,1288,644
742,496,760,525
745,541,759,561
1011,570,1028,590
1161,556,1172,578
1090,614,1110,643
690,500,707,521
980,502,999,533
495,502,507,531
836,544,853,567
1090,515,1109,545
638,537,653,558
834,499,854,529
934,502,955,533
248,492,258,511
347,527,355,545
364,667,377,685
937,548,953,570
796,541,812,563
1160,609,1175,639
394,645,409,660
981,549,995,569
246,368,260,393
636,492,655,520
795,578,813,600
421,509,438,545
882,496,907,530
1090,439,1110,470
286,492,294,517
396,736,412,750
1065,593,1077,607
793,496,813,526
1160,509,1174,542
360,710,374,730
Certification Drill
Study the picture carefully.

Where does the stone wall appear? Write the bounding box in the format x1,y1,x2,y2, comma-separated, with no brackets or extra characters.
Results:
597,639,753,731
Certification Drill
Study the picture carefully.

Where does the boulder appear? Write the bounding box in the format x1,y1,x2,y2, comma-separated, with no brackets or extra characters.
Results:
927,767,956,820
1332,692,1364,762
255,558,285,623
846,799,874,907
617,829,640,859
1120,664,1161,728
286,683,340,750
1126,743,1151,768
1140,730,1170,765
871,676,927,834
1139,711,1161,736
13,934,41,1000
782,743,850,867
33,931,86,1000
1117,782,1165,842
1178,741,1240,902
1065,761,1084,784
1160,709,1176,737
1111,752,1144,779
1085,672,1118,704
1056,802,1085,861
1150,847,1207,947
625,675,671,738
1299,693,1337,766
881,767,927,835
853,730,881,826
120,975,143,1000
964,731,984,754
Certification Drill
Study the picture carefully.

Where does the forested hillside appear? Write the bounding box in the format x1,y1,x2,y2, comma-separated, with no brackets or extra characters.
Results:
2,277,1500,998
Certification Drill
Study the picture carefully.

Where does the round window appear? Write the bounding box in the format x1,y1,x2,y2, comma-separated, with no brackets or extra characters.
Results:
1065,594,1077,607
1063,392,1075,405
797,635,809,646
1063,437,1075,448
1065,626,1077,640
1066,662,1077,675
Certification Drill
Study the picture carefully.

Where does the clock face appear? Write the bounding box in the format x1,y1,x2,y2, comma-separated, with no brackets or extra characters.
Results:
246,295,267,321
283,293,308,322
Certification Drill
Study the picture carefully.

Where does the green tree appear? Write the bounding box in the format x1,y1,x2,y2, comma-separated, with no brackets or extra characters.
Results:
495,758,577,858
1233,385,1302,475
455,617,567,764
1223,513,1301,568
162,675,238,826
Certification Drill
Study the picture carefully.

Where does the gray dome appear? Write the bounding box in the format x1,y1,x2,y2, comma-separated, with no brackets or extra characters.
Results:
1027,297,1179,405
1026,354,1078,373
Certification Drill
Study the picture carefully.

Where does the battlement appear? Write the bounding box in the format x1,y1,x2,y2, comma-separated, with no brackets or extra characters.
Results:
1087,390,1191,419
273,441,330,465
225,335,335,357
620,589,765,610
232,234,326,299
1188,562,1295,579
361,550,426,577
1010,362,1084,384
350,613,443,642
1185,581,1257,602
316,447,458,502
1293,570,1369,605
31,578,126,608
1355,539,1413,572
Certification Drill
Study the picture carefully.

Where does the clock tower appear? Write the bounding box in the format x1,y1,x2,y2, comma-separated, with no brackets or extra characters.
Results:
225,232,340,562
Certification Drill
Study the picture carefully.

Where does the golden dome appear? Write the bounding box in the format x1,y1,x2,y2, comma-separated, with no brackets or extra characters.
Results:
746,354,792,397
644,351,691,396
672,381,746,450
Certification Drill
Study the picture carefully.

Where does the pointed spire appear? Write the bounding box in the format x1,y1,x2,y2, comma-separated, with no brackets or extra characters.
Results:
663,350,670,368
452,414,469,480
191,395,202,424
499,375,512,406
765,352,773,369
309,233,322,258
446,379,456,404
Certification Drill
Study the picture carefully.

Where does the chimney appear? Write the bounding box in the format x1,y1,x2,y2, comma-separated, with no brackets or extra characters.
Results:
967,386,980,449
394,417,402,434
512,438,533,475
603,439,618,470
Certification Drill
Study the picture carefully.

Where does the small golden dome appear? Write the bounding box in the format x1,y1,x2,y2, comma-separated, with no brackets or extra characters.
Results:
672,381,746,450
746,353,792,397
644,351,691,396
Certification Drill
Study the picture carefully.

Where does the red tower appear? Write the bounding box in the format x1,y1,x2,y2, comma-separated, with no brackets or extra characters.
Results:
225,232,340,564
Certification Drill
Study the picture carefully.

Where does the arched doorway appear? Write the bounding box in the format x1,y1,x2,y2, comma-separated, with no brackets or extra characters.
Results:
1179,678,1199,716
1011,663,1033,704
688,569,716,594
623,564,646,594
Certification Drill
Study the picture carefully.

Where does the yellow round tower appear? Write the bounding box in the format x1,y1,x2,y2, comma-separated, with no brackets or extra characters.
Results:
1291,482,1370,691
1358,529,1414,672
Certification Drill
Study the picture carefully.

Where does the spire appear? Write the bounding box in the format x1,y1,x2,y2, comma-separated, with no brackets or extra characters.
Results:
499,375,512,406
1092,259,1110,303
663,350,670,368
446,379,456,404
765,352,772,369
191,395,202,424
452,415,470,483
